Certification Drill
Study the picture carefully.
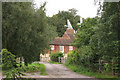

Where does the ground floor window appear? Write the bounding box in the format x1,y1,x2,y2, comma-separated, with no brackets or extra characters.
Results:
59,46,64,53
69,46,73,51
50,45,54,50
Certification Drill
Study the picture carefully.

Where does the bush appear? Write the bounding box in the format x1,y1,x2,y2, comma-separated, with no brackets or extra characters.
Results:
1,49,24,78
0,49,18,70
66,51,77,65
49,52,63,62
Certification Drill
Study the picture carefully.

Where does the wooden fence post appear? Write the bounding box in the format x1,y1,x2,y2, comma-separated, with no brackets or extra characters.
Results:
112,59,115,76
99,59,101,73
58,57,60,63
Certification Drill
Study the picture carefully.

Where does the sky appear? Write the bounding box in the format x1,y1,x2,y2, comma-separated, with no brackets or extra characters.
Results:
33,0,98,18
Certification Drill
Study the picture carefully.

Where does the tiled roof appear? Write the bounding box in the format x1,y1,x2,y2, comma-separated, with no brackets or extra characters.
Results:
50,37,73,45
67,34,75,40
50,28,75,45
65,28,74,34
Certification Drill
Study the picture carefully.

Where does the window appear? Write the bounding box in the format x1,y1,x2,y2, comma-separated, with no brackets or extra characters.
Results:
59,46,64,53
50,45,54,50
69,46,73,51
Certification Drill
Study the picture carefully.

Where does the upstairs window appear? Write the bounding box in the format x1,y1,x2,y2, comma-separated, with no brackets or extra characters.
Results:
69,46,73,51
60,46,64,53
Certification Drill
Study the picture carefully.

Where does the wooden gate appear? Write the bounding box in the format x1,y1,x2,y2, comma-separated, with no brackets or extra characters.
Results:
40,57,50,62
58,57,67,64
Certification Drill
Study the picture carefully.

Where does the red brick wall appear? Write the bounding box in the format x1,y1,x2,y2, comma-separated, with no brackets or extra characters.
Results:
55,45,59,52
64,46,69,54
49,45,75,54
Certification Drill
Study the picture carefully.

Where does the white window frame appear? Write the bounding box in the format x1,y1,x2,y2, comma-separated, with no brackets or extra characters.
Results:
59,46,64,53
50,45,54,50
69,46,73,51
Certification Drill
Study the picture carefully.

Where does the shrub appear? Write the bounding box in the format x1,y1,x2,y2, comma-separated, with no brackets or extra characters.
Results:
66,51,77,65
49,52,63,62
1,49,24,78
1,49,18,70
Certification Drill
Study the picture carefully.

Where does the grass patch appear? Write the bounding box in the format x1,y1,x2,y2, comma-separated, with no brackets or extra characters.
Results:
64,63,120,80
31,73,35,75
22,74,27,76
2,63,48,76
18,63,46,73
3,78,37,80
48,61,61,64
40,72,48,75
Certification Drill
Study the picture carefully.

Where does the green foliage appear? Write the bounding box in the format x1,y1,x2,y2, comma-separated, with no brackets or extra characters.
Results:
4,68,24,78
66,2,120,77
64,64,119,79
72,17,99,68
47,15,66,37
3,78,36,80
2,2,57,65
47,8,80,37
99,2,120,76
1,49,24,78
18,63,46,73
49,52,63,62
48,61,61,64
74,17,98,48
3,63,47,77
1,49,17,70
66,51,77,64
97,2,119,60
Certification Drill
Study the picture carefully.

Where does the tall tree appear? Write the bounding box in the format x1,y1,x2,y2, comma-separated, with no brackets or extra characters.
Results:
47,8,80,37
74,17,98,48
2,2,56,65
97,2,120,76
73,17,98,68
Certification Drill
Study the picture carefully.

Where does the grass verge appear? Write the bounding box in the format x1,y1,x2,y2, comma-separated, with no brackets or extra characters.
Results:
64,63,120,80
2,63,48,76
48,61,61,64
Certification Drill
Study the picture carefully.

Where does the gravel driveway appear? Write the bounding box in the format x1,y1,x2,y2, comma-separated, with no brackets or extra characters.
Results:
41,62,92,78
1,62,94,78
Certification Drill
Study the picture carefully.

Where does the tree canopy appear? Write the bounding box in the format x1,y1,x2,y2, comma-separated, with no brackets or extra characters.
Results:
47,8,80,37
67,2,120,76
2,2,57,65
